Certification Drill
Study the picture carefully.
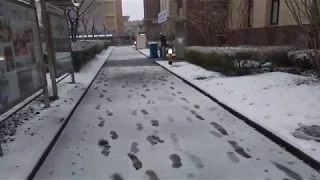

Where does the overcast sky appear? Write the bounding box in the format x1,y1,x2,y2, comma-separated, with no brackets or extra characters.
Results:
122,0,144,20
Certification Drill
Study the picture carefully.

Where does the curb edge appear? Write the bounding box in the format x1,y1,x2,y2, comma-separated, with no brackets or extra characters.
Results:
135,48,150,58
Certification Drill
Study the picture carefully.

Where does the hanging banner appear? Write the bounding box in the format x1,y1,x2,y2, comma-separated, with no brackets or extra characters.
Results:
46,4,73,78
0,0,46,115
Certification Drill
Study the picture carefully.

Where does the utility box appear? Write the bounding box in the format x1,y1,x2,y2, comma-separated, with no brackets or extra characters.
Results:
136,35,147,49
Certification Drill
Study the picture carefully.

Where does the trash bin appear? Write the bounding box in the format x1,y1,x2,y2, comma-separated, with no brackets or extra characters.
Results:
149,42,159,58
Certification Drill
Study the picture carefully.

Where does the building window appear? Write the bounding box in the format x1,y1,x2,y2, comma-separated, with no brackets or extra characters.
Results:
177,0,182,15
248,0,253,27
270,0,280,25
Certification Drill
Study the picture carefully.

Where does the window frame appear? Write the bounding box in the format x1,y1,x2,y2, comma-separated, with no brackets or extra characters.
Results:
247,0,253,28
177,0,182,15
270,0,280,25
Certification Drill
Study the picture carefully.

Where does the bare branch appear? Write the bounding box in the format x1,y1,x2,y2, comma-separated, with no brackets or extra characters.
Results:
79,0,94,17
285,0,320,70
187,0,229,46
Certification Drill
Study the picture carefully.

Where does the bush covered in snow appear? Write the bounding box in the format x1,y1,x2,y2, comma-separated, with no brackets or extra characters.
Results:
288,50,320,69
72,40,109,72
185,46,300,76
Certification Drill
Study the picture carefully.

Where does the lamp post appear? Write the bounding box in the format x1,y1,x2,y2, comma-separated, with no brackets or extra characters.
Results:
0,133,3,157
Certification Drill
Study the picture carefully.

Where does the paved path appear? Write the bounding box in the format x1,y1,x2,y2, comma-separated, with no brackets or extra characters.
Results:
34,47,319,180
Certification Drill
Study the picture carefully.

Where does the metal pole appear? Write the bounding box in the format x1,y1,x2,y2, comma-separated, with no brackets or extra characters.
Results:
40,0,59,100
70,69,75,83
0,132,3,157
42,86,50,107
0,142,3,157
64,8,76,84
31,0,50,107
103,24,106,39
0,144,3,157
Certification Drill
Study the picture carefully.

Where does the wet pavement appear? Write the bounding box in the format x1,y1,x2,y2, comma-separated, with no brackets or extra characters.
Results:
34,47,320,180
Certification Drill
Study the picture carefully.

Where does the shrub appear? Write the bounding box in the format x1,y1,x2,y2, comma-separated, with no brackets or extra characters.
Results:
72,41,109,72
288,50,320,69
185,46,300,76
257,46,299,67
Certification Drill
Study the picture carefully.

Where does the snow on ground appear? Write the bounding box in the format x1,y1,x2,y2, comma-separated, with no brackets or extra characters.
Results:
138,48,150,57
157,61,320,163
111,46,147,60
0,47,114,179
137,48,176,58
33,47,319,180
0,73,70,124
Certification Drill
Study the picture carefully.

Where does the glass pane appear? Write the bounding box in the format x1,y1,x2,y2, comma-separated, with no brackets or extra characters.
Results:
271,0,279,24
249,8,253,26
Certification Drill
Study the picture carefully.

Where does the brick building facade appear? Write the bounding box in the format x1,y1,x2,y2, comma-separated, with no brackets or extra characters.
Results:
80,0,124,35
227,0,311,47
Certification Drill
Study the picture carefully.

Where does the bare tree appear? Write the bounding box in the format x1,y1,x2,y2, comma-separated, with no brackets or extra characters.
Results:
90,8,99,37
79,1,100,38
285,0,320,69
228,0,248,30
226,0,249,44
91,17,95,38
80,12,90,37
66,0,95,41
188,0,229,46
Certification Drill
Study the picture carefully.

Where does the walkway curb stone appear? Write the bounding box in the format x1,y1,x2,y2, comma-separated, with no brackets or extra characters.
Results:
136,48,149,58
155,61,320,172
27,47,115,180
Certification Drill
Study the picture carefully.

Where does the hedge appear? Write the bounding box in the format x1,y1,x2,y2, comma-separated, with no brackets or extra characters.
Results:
72,41,109,72
185,46,301,76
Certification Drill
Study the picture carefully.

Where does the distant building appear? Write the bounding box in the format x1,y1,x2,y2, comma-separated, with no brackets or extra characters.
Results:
227,0,311,47
123,16,145,36
82,0,124,35
155,0,228,58
143,0,161,41
155,0,315,48
156,0,226,45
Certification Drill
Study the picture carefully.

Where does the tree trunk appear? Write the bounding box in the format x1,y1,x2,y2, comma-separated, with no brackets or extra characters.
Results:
84,26,88,37
74,19,79,41
70,22,76,42
81,20,89,38
92,26,95,38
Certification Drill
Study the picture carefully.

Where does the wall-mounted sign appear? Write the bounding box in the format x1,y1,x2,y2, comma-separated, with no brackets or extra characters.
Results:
158,10,168,24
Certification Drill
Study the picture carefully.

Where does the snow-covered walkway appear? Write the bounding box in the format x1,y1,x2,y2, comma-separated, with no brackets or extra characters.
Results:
34,47,319,180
